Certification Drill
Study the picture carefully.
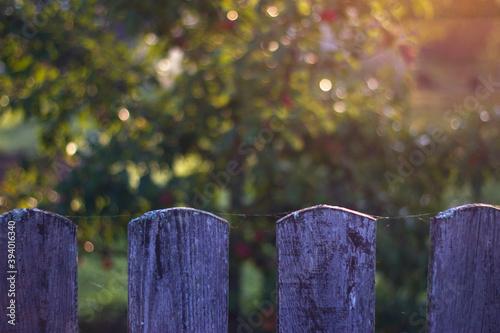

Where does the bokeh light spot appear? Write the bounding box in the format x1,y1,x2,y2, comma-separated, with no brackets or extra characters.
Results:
144,33,158,46
70,198,81,211
336,87,347,99
480,111,490,122
319,79,332,92
450,119,461,130
26,77,35,87
280,36,291,45
227,11,238,21
333,101,346,113
66,142,78,156
267,6,279,17
27,197,38,208
118,108,130,121
158,59,171,72
305,53,318,64
0,95,9,107
366,77,379,90
48,190,60,203
268,41,279,52
84,241,94,252
392,121,402,132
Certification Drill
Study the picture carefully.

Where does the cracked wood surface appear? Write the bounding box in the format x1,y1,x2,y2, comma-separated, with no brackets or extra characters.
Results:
128,208,229,332
276,205,376,332
0,209,78,332
427,204,500,332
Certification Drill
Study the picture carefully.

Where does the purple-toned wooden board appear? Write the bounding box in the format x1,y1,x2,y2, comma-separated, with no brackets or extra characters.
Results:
427,204,500,332
128,208,229,332
0,209,78,332
277,205,376,332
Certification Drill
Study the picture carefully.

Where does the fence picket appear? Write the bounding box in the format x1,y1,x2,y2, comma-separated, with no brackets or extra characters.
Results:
427,204,500,332
276,205,376,332
1,203,499,331
128,207,229,332
0,209,78,332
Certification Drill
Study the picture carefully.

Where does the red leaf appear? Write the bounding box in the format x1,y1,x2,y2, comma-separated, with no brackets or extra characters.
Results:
321,10,338,22
235,243,252,259
158,193,173,205
219,20,236,31
398,44,415,67
282,93,293,108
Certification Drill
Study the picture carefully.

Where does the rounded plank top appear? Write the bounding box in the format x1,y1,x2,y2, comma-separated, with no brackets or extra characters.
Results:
428,203,500,332
276,204,376,332
0,208,78,333
0,208,75,228
128,207,228,228
435,203,500,219
277,204,376,224
128,207,229,333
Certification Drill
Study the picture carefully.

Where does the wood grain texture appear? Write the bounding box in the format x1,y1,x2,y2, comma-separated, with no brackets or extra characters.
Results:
128,207,229,332
427,204,500,332
0,209,78,332
276,205,376,332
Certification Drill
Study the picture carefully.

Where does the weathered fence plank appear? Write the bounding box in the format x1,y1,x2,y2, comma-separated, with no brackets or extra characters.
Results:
128,207,229,332
0,209,78,332
427,204,500,332
276,205,376,332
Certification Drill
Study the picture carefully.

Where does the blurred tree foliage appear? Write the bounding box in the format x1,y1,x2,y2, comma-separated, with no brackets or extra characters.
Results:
1,0,500,332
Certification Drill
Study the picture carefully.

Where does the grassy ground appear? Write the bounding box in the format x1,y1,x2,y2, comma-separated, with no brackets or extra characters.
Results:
78,248,128,332
0,111,39,154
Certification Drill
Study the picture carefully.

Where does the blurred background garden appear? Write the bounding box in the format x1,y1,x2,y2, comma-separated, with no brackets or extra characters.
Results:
1,0,500,331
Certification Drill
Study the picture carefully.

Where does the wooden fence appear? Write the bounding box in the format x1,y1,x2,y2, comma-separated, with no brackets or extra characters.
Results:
0,204,499,332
